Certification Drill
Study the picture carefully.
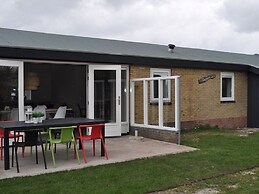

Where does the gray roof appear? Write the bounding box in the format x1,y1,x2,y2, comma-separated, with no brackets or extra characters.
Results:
0,27,259,68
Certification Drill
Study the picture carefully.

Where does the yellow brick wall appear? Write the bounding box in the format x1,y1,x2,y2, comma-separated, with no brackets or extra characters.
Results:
130,65,247,128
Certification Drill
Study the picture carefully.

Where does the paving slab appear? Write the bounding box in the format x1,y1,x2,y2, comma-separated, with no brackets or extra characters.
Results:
0,135,197,180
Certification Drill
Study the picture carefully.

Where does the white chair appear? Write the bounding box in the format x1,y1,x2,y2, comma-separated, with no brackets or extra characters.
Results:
33,105,47,120
54,106,67,119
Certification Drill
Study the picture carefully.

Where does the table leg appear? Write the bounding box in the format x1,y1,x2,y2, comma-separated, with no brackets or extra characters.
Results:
101,125,105,156
4,129,10,170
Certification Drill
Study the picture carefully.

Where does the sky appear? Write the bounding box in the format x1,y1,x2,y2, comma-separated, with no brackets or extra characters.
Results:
0,0,259,54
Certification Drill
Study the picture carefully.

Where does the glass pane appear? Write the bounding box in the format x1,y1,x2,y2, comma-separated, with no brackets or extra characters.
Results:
121,70,127,122
153,74,169,99
163,80,169,98
0,66,19,121
94,70,116,122
222,78,232,97
153,74,160,99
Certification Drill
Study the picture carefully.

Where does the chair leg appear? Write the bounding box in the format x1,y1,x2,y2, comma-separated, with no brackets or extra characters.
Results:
0,138,3,160
74,140,76,159
50,142,56,167
101,138,109,160
39,133,47,170
17,136,24,158
22,146,27,157
35,145,38,164
12,142,14,167
93,140,95,156
54,132,58,153
41,143,47,169
45,140,51,151
80,139,87,163
73,140,77,159
74,140,80,164
15,146,19,173
44,140,51,151
45,140,52,153
21,136,24,158
45,140,48,151
66,143,68,160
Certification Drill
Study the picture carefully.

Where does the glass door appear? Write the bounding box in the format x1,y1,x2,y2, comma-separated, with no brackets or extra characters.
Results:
0,60,24,121
88,65,121,136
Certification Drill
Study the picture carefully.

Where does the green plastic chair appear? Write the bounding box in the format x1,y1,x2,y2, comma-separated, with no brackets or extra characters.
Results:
46,126,80,167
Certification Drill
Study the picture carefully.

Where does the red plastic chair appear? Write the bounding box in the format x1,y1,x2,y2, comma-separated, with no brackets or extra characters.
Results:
75,123,108,163
0,120,24,160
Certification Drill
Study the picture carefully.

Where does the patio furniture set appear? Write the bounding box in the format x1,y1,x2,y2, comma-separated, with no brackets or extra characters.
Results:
0,111,108,173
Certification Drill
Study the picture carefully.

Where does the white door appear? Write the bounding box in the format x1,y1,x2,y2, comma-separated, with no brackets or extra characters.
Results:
88,65,121,136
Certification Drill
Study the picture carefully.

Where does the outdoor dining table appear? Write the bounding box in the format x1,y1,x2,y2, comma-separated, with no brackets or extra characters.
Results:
0,118,106,170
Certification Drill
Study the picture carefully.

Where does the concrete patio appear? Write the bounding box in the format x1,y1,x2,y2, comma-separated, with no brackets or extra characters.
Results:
0,135,197,180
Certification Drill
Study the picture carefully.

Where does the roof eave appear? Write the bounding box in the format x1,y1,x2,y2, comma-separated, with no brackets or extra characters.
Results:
0,46,251,73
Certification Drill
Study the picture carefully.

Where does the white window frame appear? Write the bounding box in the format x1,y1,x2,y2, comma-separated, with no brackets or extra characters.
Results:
150,68,171,103
220,72,234,102
130,76,181,144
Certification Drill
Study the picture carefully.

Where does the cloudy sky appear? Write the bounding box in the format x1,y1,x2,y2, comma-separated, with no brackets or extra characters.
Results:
0,0,259,54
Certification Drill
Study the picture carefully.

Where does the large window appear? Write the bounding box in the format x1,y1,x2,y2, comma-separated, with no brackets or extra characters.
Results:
0,66,19,121
220,72,234,101
0,60,23,121
150,68,171,103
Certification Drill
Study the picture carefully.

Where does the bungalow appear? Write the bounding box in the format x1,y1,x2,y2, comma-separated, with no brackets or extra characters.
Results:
0,27,259,143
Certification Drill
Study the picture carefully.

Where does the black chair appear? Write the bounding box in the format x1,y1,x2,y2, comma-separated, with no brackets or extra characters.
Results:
12,129,47,173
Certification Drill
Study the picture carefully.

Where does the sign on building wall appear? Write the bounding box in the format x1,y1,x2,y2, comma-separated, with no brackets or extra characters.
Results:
198,74,216,84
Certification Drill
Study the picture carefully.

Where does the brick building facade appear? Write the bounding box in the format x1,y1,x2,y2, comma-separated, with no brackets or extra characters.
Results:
130,65,247,129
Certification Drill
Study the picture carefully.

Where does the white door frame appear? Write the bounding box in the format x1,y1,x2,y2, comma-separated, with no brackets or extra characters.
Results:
88,65,122,136
121,66,129,134
0,60,24,121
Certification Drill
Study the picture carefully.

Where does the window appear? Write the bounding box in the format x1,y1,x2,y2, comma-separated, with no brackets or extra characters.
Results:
150,68,171,103
220,72,234,101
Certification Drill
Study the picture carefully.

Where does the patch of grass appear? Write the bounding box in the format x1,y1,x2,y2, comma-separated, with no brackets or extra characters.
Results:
172,167,259,193
1,127,259,193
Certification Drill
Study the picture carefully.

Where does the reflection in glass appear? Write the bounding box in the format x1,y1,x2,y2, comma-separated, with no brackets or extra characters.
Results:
0,66,19,121
94,70,116,122
222,78,232,97
153,75,169,99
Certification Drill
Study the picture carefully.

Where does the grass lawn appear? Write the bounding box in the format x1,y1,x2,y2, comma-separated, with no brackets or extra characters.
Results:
170,167,259,193
1,127,259,193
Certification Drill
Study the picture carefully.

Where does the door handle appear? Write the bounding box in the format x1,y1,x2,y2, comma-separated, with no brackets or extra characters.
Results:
118,96,121,105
